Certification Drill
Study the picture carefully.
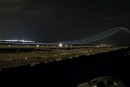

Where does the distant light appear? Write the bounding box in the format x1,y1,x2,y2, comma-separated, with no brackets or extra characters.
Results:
8,45,11,47
36,45,39,47
59,43,63,47
65,45,68,47
0,39,35,43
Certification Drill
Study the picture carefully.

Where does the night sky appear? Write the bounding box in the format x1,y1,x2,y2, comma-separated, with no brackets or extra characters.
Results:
0,0,130,44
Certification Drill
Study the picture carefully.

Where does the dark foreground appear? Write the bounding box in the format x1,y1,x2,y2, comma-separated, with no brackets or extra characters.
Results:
0,47,130,87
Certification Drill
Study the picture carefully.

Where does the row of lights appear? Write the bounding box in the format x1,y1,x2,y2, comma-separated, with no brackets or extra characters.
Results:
0,40,35,43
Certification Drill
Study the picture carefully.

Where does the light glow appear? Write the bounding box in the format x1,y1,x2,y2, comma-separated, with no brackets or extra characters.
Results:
0,40,35,43
59,43,63,47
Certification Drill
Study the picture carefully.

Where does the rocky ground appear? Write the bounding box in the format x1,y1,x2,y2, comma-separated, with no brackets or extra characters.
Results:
0,47,123,69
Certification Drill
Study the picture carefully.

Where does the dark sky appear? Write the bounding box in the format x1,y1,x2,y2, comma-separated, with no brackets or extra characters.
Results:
0,0,130,44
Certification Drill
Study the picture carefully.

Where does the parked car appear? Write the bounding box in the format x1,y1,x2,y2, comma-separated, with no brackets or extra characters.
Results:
77,76,126,87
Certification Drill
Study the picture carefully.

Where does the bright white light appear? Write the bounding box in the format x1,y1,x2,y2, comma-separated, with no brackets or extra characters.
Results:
59,43,63,47
36,45,39,47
